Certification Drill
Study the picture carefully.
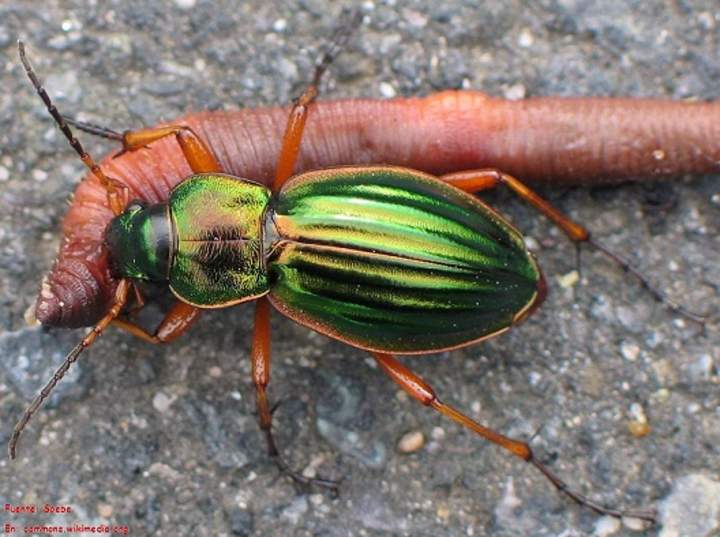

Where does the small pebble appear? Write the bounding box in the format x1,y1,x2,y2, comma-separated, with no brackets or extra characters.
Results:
174,0,196,8
504,83,526,100
436,503,450,520
282,496,308,524
152,391,175,413
39,430,54,447
593,515,620,536
0,165,9,181
379,81,397,98
687,353,714,383
557,270,579,289
301,465,316,479
620,341,640,362
524,236,540,251
24,303,38,326
397,430,425,453
61,18,81,32
623,516,652,532
97,502,113,518
528,371,542,386
697,11,716,30
627,403,651,437
273,18,287,32
404,9,428,28
32,169,48,182
517,28,534,48
628,420,651,438
208,366,222,378
629,402,647,423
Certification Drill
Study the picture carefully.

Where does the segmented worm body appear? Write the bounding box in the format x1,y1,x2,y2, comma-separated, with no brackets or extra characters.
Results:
39,90,720,327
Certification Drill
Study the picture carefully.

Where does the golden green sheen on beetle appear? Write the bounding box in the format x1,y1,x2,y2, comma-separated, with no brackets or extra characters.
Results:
267,167,542,353
105,166,542,353
169,174,270,307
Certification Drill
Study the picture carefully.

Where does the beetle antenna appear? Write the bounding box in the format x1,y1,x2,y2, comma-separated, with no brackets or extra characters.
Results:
8,280,131,460
311,7,363,87
17,41,128,216
588,237,707,325
272,8,363,191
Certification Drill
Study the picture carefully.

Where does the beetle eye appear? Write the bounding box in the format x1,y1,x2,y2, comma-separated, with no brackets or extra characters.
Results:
126,200,146,213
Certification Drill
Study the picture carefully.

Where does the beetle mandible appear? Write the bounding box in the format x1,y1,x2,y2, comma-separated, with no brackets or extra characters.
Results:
11,13,706,524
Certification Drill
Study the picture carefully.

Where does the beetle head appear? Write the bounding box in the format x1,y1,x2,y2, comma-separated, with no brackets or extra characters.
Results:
105,200,173,281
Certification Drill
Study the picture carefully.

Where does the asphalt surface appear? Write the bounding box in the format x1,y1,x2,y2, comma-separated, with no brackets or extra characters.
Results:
0,1,719,536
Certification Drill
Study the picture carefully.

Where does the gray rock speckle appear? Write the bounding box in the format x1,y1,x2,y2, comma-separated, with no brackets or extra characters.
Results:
317,368,390,469
659,474,720,537
3,326,88,405
226,506,254,537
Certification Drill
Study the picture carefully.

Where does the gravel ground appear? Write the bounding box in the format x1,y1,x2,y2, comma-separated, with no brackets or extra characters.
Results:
1,1,719,536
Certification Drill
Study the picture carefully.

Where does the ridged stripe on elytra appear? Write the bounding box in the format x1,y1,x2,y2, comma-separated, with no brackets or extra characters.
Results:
267,166,542,354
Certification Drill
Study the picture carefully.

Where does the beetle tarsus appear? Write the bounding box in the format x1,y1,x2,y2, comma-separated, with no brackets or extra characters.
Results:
587,237,708,326
528,455,656,524
373,352,656,524
439,168,707,326
263,428,340,494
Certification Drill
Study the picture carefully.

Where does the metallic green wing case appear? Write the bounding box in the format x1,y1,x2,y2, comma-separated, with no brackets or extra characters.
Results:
268,166,542,354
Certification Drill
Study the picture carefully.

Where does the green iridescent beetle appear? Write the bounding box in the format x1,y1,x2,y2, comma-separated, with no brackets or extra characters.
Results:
15,31,689,524
107,167,543,354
